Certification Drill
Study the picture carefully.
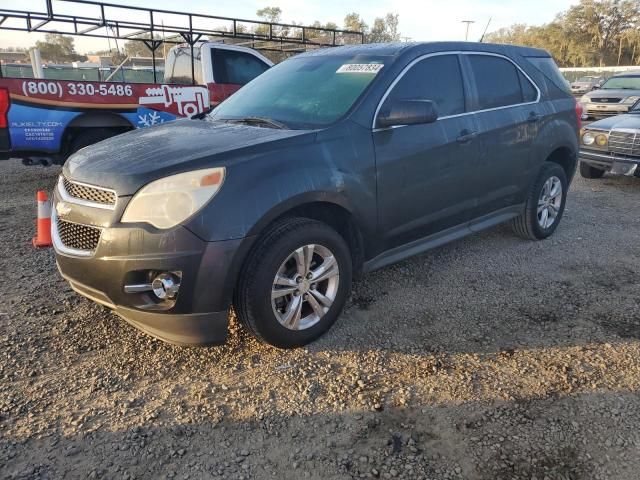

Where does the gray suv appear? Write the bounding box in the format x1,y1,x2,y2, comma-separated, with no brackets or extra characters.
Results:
52,42,580,348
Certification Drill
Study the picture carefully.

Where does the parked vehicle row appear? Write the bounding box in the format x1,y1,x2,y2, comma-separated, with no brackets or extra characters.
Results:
51,42,580,348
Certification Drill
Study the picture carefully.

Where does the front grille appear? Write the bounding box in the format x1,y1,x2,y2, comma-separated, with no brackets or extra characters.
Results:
608,130,640,157
56,219,101,252
587,109,620,117
591,97,623,103
62,177,116,206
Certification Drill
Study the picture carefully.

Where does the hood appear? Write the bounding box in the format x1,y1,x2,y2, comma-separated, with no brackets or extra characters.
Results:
64,119,315,195
586,113,640,131
583,88,640,100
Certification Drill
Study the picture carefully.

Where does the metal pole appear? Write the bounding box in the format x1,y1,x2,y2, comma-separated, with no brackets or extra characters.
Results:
150,10,156,83
461,20,475,42
189,16,195,85
29,48,44,79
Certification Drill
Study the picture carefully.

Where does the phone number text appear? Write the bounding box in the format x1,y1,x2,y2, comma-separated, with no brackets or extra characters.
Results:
22,81,134,98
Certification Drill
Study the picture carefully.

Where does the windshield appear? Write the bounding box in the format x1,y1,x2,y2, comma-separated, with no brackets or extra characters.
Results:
577,76,596,82
209,55,388,129
600,76,640,90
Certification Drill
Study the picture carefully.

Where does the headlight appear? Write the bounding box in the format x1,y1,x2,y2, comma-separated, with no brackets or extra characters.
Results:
580,95,590,103
582,131,595,145
595,133,608,147
121,167,225,229
624,95,640,104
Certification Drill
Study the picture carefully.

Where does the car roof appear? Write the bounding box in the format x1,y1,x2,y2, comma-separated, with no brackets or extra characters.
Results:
297,41,550,59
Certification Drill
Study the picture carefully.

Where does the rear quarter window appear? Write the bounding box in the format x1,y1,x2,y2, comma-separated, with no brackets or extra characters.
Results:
165,48,203,85
525,56,571,94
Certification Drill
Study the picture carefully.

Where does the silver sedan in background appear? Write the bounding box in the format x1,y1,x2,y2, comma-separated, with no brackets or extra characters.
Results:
580,73,640,120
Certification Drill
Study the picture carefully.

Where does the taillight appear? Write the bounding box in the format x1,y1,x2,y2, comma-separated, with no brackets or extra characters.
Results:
0,88,9,129
575,100,583,131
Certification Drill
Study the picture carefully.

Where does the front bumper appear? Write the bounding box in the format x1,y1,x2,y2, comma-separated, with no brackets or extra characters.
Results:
583,102,630,118
52,187,252,346
579,149,640,172
57,268,230,345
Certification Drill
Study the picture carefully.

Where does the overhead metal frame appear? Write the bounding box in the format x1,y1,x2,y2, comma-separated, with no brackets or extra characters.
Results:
0,0,364,82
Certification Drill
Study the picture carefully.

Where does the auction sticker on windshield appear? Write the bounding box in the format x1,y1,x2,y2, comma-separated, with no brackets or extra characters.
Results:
336,64,384,74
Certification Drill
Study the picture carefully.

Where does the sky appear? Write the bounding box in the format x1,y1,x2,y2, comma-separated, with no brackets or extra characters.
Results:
0,0,580,53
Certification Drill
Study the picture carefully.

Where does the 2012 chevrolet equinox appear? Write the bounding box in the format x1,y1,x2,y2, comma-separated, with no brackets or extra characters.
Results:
53,42,580,348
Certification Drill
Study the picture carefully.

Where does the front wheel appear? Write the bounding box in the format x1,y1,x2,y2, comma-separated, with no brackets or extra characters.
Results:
234,217,352,348
511,163,568,240
579,161,606,179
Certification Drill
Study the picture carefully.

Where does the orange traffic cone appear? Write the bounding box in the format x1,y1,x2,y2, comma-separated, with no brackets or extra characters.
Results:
32,190,52,248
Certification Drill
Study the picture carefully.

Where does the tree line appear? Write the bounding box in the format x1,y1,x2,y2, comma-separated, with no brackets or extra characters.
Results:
486,0,640,67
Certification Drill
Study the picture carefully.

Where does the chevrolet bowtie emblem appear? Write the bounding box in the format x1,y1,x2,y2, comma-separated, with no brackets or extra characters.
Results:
56,201,72,217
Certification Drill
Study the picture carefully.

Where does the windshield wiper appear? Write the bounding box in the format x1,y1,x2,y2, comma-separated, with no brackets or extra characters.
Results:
224,116,288,129
191,107,215,120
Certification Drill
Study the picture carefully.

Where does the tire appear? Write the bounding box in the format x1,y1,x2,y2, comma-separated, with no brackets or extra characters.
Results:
579,161,606,179
511,163,568,240
67,128,119,159
234,217,352,348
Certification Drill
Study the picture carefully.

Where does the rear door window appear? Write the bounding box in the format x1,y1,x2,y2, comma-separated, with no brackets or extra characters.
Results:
383,54,466,117
519,71,538,102
211,49,271,86
468,55,523,110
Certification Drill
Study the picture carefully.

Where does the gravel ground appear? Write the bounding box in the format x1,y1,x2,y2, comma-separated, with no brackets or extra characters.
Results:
1,158,640,480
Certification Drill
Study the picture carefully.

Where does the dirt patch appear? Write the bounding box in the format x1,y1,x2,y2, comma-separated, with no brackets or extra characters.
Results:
1,160,640,479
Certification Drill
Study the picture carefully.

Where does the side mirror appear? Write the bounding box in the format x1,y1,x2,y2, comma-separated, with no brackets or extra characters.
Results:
377,99,438,128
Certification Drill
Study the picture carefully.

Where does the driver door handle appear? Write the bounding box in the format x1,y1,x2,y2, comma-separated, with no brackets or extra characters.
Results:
456,130,478,143
528,112,541,123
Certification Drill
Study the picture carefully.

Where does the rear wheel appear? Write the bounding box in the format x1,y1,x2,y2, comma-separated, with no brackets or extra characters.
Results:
579,161,606,179
234,217,352,348
66,128,121,161
512,163,568,240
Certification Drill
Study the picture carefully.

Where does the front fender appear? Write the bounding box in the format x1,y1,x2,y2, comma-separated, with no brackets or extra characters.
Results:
185,121,378,243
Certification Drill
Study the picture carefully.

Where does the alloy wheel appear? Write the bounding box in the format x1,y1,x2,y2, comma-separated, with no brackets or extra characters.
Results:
537,176,563,229
271,244,340,331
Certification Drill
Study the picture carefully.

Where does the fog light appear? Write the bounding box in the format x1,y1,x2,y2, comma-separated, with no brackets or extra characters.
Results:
151,272,181,300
